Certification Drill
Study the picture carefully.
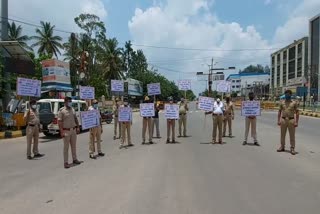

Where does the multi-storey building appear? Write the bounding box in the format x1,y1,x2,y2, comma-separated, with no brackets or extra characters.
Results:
270,37,308,96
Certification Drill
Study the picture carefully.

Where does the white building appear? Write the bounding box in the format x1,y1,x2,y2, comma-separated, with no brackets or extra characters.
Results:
226,72,270,96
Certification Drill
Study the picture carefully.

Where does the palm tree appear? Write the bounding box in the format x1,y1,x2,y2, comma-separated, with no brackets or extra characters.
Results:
31,21,63,58
8,22,32,51
97,38,124,80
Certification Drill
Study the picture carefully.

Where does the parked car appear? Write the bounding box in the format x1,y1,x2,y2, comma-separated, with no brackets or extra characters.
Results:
100,109,113,124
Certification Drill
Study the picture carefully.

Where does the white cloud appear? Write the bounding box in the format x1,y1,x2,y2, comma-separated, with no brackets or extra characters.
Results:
128,0,271,94
273,0,320,44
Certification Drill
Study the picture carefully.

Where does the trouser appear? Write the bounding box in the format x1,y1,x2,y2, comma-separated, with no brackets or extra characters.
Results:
280,118,295,148
179,114,187,136
121,122,131,146
223,115,232,136
244,117,257,142
63,129,77,163
114,117,121,138
212,115,223,142
167,119,175,141
26,125,39,156
89,126,102,154
142,117,152,143
152,118,160,137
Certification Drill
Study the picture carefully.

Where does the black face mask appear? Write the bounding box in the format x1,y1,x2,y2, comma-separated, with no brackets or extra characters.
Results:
249,97,254,101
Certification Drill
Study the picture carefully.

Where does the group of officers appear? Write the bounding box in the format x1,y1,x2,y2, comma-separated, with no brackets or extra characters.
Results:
23,89,299,169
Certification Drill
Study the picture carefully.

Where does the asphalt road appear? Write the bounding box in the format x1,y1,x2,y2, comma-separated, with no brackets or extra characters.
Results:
1,102,320,214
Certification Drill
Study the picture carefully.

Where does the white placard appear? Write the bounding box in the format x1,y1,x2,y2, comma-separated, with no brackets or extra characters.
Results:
119,107,132,122
165,104,179,119
111,80,124,92
79,86,95,99
216,81,231,93
81,110,100,130
241,101,261,116
140,103,155,117
198,96,214,111
147,83,161,96
178,80,191,91
17,77,41,97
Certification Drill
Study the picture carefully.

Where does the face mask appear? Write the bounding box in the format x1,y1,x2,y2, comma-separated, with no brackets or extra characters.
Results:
67,102,72,107
124,102,128,106
285,95,291,100
31,105,37,109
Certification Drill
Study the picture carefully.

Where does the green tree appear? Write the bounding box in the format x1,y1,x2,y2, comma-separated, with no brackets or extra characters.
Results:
240,64,265,73
31,21,63,58
8,22,32,51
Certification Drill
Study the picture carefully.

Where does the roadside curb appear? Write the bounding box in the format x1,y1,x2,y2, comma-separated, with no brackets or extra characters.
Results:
300,111,320,118
0,130,26,140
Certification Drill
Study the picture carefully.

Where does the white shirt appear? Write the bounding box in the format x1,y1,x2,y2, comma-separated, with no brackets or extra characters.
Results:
89,106,101,119
213,101,224,115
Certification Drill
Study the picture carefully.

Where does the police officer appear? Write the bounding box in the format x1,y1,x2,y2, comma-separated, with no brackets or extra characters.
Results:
277,90,299,155
243,92,259,146
142,96,153,144
206,98,224,144
113,98,121,140
166,97,176,143
223,96,234,137
120,98,133,149
24,99,44,160
152,103,161,138
178,98,189,137
88,99,104,159
58,97,82,169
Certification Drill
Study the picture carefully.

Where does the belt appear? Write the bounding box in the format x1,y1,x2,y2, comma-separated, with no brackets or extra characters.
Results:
179,113,186,115
63,127,77,131
28,124,37,127
213,113,223,116
282,117,294,120
143,117,152,119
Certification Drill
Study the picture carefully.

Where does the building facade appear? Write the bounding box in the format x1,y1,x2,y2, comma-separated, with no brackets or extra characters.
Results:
270,37,308,96
226,72,270,96
309,14,320,101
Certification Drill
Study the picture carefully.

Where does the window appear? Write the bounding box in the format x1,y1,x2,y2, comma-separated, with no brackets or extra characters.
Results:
236,85,240,88
289,46,296,60
298,43,302,55
236,80,241,83
272,56,275,66
288,60,295,79
232,86,235,88
38,102,52,113
297,58,302,77
80,103,87,111
277,54,280,64
72,102,79,111
283,50,287,61
283,64,287,84
232,80,235,83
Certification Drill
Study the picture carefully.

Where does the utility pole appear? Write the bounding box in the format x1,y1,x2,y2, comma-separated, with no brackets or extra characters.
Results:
208,58,213,97
1,0,10,108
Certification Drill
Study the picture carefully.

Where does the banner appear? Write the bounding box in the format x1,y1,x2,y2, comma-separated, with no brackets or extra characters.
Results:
216,81,231,93
81,110,100,130
119,107,132,122
140,103,155,117
198,96,214,111
241,101,261,116
178,80,191,91
164,104,179,119
111,80,124,92
16,77,41,97
147,83,161,96
79,86,95,99
41,59,71,85
126,78,143,96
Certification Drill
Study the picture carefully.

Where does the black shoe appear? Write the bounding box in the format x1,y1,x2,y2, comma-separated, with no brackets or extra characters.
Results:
73,160,82,165
177,135,182,138
142,142,146,145
254,142,260,146
166,140,170,144
27,156,33,160
149,141,153,144
172,140,176,144
242,141,247,145
64,163,70,169
98,152,105,156
34,153,45,158
89,154,96,159
128,144,134,147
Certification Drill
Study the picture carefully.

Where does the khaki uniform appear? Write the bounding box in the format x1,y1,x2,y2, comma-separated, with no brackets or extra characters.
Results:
89,107,102,155
113,105,121,139
223,102,234,137
121,107,132,146
142,117,152,143
212,101,224,143
178,102,188,136
24,109,40,157
279,100,298,149
58,107,78,163
244,116,257,142
167,119,176,142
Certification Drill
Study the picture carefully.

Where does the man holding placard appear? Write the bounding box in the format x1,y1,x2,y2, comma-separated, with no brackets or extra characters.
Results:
24,99,44,160
165,97,178,144
88,99,104,159
152,103,161,138
141,96,154,145
119,98,133,149
206,98,225,144
242,92,260,146
223,96,234,138
178,98,189,138
113,98,122,140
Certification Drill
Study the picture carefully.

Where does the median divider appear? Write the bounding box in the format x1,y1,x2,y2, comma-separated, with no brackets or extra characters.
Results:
0,129,26,140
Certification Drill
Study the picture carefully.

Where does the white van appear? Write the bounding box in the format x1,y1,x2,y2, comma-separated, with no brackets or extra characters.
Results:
37,99,87,136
